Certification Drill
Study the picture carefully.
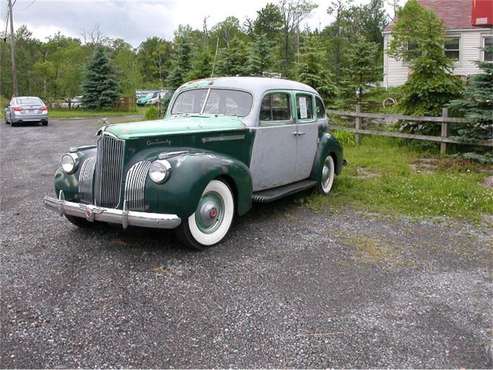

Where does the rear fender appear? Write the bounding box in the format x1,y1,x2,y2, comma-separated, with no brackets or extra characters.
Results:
310,133,344,182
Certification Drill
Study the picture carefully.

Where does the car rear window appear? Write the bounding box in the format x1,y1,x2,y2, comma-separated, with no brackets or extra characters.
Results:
17,97,43,105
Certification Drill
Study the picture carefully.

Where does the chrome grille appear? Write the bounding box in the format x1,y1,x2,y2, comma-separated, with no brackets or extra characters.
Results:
124,161,151,211
94,135,125,208
78,157,96,204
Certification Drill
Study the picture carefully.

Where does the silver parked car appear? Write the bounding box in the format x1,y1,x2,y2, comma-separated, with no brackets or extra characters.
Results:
4,96,48,127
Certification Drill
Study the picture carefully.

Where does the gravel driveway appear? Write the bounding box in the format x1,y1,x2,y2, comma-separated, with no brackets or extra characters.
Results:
1,118,492,368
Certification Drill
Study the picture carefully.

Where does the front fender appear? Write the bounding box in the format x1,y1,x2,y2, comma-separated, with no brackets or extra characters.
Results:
310,133,344,182
54,147,97,201
145,151,252,218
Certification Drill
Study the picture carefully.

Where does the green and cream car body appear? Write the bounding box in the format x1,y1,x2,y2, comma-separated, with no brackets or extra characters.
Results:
44,77,344,249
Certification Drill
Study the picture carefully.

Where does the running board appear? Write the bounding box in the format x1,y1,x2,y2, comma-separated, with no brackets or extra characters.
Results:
252,180,317,203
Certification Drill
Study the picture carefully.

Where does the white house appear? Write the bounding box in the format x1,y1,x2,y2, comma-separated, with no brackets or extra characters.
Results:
383,0,493,88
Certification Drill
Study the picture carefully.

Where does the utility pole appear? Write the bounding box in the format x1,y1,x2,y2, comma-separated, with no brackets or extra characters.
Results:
8,0,18,96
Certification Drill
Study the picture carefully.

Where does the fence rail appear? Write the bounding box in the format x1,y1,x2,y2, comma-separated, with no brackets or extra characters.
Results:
328,106,493,153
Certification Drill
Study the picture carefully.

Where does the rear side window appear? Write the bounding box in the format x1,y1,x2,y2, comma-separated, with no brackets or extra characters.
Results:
296,94,313,120
260,93,291,122
315,97,325,119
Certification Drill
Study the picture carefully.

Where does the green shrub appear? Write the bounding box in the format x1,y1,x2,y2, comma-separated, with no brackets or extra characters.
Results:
332,130,356,146
144,106,159,120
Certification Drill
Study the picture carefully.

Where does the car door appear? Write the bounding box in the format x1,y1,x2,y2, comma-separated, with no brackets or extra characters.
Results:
249,91,299,191
293,93,319,180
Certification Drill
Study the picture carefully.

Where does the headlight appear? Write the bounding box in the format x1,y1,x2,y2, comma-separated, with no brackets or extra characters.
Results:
149,159,172,184
61,153,79,174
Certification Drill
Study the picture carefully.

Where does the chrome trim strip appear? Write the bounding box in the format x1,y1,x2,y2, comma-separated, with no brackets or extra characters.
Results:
44,195,181,230
201,134,246,143
158,151,188,159
70,145,97,153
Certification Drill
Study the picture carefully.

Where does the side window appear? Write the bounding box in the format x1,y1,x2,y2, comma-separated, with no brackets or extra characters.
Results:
260,92,291,123
315,97,325,119
484,36,493,62
296,94,314,121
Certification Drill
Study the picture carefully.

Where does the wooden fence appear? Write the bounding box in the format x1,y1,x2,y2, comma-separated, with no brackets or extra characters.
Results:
328,105,493,154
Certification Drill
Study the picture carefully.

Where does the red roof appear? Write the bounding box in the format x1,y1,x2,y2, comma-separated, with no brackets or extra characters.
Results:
385,0,477,31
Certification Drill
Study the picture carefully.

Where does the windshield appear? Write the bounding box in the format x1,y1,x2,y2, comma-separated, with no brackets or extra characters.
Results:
171,88,252,117
17,97,43,105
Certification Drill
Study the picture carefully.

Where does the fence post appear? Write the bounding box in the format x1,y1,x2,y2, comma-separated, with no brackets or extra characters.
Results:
355,104,361,145
440,108,448,155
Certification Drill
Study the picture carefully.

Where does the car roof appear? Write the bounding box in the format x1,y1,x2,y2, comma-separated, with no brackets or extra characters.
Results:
179,77,318,96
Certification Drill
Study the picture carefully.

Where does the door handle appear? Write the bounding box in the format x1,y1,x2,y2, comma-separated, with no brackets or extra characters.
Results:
292,131,306,136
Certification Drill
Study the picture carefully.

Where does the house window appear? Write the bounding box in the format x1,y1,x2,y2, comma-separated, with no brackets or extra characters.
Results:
484,36,493,62
407,41,420,59
444,37,460,61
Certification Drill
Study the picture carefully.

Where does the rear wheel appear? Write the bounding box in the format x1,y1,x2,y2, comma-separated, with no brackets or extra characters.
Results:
318,155,336,195
176,179,235,250
42,120,48,126
11,121,17,127
65,215,94,228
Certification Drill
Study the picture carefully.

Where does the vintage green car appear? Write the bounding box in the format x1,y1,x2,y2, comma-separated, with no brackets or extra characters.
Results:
44,77,344,249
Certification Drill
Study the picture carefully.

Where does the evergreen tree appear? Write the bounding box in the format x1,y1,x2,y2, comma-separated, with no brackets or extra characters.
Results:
341,37,381,103
449,45,493,143
81,47,120,109
188,49,212,80
388,0,463,116
245,34,273,76
166,26,193,89
214,37,248,76
296,36,337,101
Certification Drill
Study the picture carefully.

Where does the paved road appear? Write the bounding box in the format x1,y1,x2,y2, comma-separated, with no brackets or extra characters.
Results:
1,118,492,368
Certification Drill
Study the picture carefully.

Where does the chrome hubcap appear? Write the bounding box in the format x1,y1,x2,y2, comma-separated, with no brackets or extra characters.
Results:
195,192,224,234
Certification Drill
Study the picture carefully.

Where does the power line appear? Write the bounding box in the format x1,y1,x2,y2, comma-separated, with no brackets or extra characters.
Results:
19,0,36,11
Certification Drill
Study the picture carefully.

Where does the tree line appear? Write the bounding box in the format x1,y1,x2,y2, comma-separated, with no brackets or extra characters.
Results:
0,0,388,105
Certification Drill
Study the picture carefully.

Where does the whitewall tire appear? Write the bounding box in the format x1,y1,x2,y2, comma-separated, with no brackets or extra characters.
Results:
177,179,235,250
319,155,335,195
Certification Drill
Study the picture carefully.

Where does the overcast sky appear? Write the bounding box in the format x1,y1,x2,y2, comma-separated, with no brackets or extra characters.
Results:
1,0,395,47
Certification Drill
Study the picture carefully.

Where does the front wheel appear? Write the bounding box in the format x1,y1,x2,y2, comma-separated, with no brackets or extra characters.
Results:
176,179,235,250
318,155,336,195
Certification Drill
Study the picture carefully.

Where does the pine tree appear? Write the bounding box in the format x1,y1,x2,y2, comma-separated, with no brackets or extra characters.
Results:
449,45,493,143
388,0,463,116
341,37,381,103
296,36,337,101
166,28,193,89
188,49,212,80
245,33,273,76
214,37,248,77
81,47,120,109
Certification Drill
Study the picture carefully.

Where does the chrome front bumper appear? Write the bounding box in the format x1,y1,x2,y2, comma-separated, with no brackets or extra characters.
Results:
43,191,181,229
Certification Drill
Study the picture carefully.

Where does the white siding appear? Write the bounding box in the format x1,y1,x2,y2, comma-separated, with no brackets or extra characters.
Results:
452,30,482,76
383,29,492,87
383,33,409,88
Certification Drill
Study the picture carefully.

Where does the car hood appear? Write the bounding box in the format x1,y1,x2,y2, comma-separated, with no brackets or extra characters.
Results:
104,115,246,140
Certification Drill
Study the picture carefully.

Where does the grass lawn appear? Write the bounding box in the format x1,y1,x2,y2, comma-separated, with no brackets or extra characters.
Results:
47,107,145,119
307,135,493,222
